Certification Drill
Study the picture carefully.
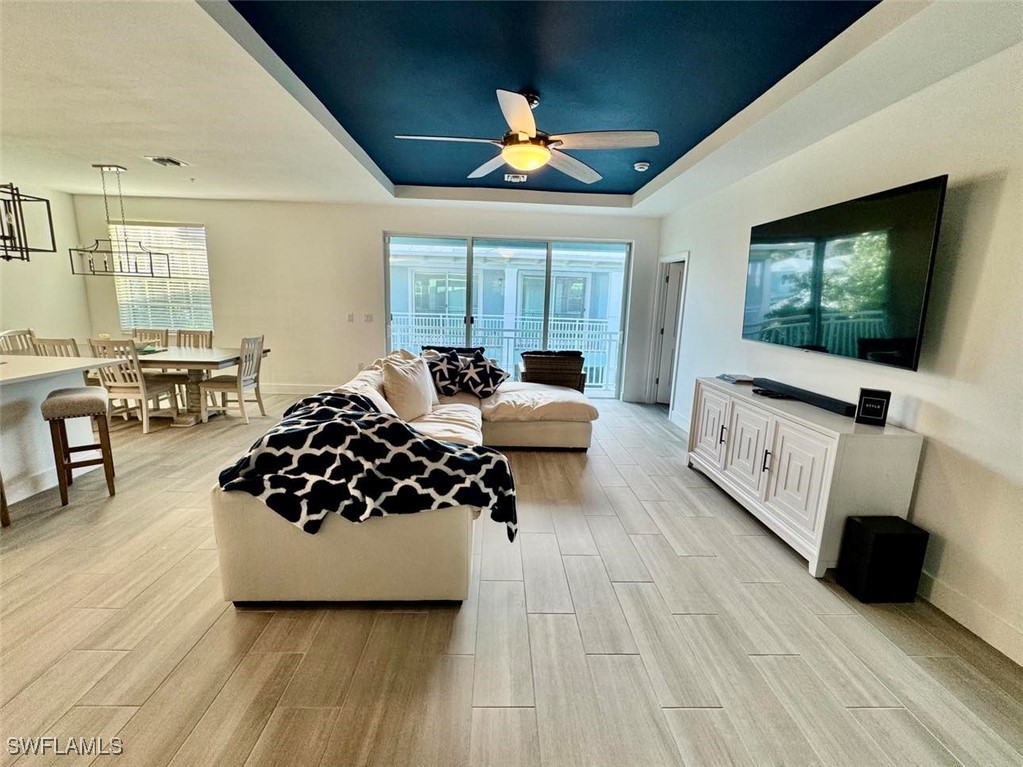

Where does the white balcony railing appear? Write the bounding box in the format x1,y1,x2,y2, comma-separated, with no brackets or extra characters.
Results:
389,312,621,396
748,310,889,358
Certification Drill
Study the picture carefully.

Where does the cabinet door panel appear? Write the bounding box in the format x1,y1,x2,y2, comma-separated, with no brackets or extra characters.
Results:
722,401,770,497
763,422,832,540
691,384,728,467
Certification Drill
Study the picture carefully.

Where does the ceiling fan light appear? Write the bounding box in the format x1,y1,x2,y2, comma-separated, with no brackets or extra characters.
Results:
502,143,550,171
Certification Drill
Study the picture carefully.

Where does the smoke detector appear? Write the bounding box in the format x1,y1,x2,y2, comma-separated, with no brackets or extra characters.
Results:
504,173,528,183
633,161,650,172
145,156,189,168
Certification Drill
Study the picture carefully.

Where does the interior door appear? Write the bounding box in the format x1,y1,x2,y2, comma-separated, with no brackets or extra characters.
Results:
691,384,729,467
656,261,685,404
722,400,771,497
763,421,832,540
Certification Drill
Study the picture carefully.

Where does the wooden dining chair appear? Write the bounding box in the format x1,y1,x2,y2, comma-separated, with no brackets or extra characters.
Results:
199,335,267,424
132,328,169,346
0,328,36,354
176,329,213,348
32,337,97,387
90,338,178,434
32,337,81,357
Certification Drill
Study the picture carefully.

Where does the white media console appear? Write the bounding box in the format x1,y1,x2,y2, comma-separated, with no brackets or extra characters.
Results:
687,377,923,577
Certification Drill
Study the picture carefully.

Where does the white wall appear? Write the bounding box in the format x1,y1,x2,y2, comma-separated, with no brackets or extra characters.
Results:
73,198,660,400
0,185,92,339
662,46,1023,663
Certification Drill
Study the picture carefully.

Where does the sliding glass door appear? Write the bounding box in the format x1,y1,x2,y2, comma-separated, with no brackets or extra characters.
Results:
387,236,468,352
385,235,630,397
469,239,548,378
549,242,628,393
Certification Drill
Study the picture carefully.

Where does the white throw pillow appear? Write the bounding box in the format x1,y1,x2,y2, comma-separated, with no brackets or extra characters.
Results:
382,349,438,405
382,356,435,422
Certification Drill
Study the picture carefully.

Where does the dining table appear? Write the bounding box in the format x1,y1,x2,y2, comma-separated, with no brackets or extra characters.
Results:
137,345,271,427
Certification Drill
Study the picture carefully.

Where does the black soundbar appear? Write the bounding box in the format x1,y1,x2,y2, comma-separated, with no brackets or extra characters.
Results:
751,378,856,417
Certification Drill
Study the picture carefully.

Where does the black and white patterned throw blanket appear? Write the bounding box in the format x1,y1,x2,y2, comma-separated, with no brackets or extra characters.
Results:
218,392,517,540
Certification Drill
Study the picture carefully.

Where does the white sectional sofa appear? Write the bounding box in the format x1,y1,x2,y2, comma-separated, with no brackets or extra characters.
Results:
210,352,599,603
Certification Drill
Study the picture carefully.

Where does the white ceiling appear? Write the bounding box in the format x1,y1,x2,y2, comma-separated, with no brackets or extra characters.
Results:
0,0,391,204
1,0,1020,216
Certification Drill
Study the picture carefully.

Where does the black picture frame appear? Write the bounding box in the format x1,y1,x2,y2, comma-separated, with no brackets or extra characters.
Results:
855,388,892,426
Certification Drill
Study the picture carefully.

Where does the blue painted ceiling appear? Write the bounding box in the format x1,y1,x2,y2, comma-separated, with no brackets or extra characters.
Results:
230,1,878,195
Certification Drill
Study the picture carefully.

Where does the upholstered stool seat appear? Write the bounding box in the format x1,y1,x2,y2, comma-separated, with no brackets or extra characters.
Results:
39,386,115,507
41,387,109,421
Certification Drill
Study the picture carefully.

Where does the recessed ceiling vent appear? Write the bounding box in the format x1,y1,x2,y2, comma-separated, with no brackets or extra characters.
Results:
504,173,528,183
144,155,189,168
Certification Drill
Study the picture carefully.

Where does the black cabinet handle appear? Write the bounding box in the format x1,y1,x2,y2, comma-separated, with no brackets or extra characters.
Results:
761,450,772,472
719,425,727,444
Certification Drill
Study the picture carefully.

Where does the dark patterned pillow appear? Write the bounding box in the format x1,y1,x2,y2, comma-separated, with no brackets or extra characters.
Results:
457,350,509,398
426,350,464,396
422,345,486,356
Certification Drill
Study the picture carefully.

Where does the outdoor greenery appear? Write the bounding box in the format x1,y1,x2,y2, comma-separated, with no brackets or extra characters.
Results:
765,231,890,319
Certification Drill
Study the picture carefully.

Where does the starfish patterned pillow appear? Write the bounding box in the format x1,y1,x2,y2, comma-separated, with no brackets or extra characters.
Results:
457,350,509,398
426,350,464,396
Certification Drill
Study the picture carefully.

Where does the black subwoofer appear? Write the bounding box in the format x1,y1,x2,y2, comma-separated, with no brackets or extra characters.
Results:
836,516,929,603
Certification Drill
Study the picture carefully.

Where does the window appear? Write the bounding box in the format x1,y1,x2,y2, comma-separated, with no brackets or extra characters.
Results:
412,271,466,314
111,223,213,331
519,274,546,316
552,275,588,317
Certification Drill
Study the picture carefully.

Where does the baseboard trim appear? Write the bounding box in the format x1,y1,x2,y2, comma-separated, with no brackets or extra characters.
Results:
669,410,689,432
6,465,99,505
918,569,1022,665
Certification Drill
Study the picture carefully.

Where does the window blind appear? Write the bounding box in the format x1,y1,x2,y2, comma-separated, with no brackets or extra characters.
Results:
110,223,214,331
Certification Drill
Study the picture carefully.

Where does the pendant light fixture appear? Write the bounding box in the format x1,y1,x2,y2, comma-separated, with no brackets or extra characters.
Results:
1,183,56,262
69,165,171,277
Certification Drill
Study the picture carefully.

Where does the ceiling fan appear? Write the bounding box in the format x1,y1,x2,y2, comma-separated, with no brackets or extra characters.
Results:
395,90,659,184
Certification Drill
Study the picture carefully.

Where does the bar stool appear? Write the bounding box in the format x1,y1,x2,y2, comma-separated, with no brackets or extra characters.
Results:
40,387,115,506
1,471,9,527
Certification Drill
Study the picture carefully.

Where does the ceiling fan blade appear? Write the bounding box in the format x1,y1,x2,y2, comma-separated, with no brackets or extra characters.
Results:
496,90,536,137
467,154,507,179
549,130,660,150
548,149,602,184
395,135,498,144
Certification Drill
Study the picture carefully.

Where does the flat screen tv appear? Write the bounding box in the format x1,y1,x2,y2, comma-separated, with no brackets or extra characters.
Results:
741,175,947,371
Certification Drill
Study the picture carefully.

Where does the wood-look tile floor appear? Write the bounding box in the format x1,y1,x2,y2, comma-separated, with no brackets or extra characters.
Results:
2,397,1021,766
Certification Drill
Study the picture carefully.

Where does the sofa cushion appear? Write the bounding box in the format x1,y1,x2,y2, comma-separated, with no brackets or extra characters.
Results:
426,349,464,397
457,350,509,398
335,368,397,416
382,356,435,422
480,381,599,423
410,403,484,446
438,390,482,408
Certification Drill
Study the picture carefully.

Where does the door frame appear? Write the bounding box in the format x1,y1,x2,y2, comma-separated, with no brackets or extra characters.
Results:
383,232,634,398
645,251,690,416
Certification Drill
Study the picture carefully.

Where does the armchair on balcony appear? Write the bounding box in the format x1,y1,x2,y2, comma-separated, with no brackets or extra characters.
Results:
520,350,587,393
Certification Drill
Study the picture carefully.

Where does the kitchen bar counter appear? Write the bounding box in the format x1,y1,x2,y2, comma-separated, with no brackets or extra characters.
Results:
0,354,113,385
0,354,117,504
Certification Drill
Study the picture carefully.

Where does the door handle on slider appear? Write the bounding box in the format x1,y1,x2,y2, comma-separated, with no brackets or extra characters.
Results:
761,450,772,472
719,424,726,444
